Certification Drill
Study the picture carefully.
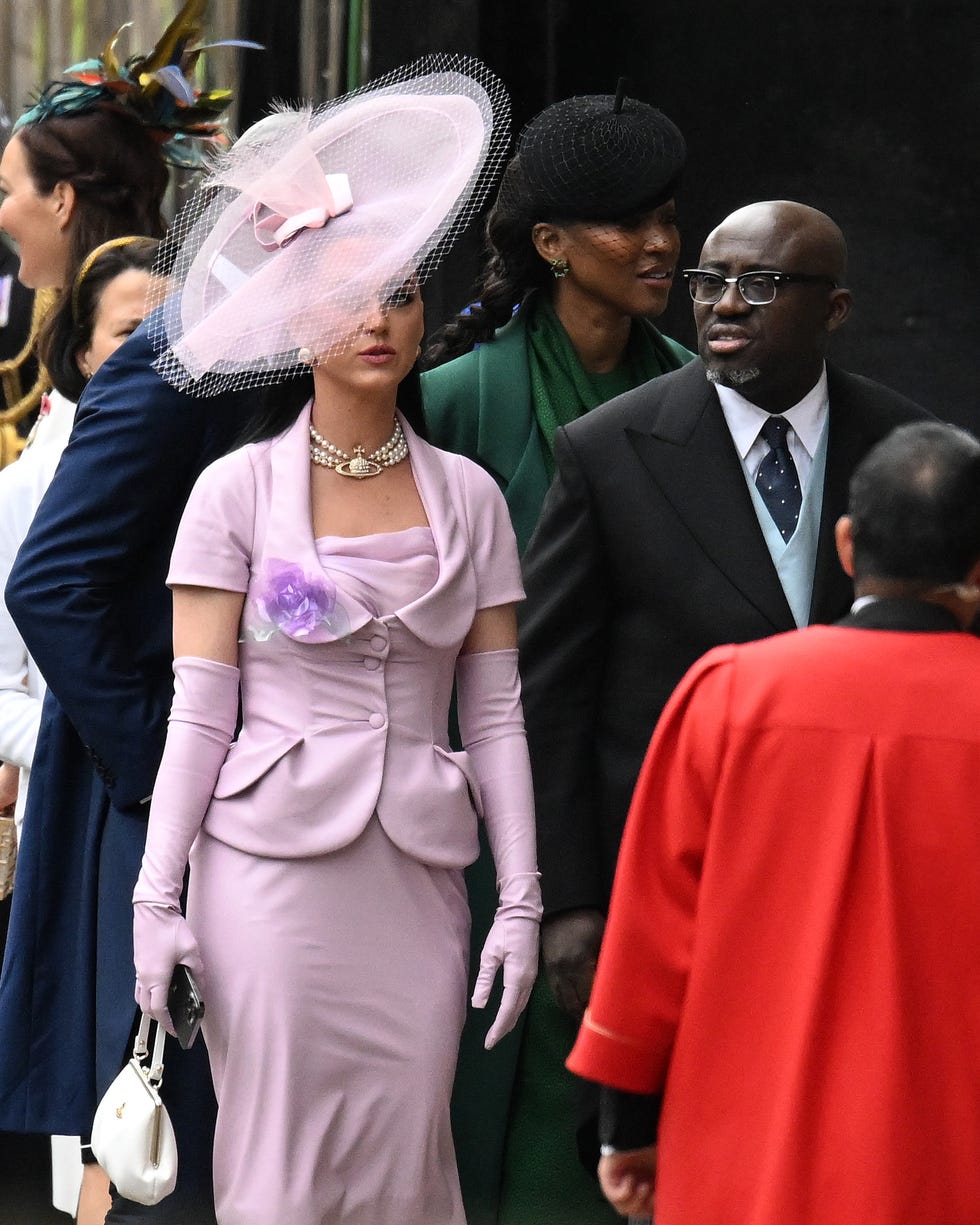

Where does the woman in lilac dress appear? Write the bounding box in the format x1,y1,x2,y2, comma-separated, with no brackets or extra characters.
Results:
131,58,540,1225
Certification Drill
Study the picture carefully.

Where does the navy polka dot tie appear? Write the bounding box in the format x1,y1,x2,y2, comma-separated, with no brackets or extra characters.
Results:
755,416,801,542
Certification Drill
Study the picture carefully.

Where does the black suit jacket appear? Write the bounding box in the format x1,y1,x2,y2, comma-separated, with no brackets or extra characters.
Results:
520,358,931,917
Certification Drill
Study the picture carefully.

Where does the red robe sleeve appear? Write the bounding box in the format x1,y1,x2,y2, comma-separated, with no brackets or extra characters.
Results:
566,645,734,1093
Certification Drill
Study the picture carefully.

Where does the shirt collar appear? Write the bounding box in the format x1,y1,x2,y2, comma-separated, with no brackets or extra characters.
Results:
715,364,829,460
850,594,880,613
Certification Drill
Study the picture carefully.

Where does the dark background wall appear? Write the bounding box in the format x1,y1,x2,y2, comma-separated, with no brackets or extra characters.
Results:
241,0,980,431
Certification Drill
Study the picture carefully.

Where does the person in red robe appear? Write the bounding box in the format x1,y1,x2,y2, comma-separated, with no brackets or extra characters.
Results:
567,419,980,1225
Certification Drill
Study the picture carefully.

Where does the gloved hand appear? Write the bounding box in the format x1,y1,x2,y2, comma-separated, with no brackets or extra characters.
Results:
471,871,541,1048
541,907,606,1020
456,648,542,1050
133,656,239,1034
133,901,205,1028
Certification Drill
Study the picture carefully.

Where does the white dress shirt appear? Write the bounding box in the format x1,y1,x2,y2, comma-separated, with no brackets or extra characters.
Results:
715,365,830,491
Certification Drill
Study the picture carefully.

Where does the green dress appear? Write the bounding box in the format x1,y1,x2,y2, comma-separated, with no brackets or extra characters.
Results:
423,294,693,1224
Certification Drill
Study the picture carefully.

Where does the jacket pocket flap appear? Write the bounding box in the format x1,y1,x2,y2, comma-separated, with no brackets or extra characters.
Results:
212,734,303,799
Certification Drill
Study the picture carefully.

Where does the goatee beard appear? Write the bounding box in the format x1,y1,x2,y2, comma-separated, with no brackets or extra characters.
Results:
706,366,761,388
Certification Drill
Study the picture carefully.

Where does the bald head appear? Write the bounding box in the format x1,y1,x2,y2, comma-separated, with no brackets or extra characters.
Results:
703,201,848,283
693,199,853,412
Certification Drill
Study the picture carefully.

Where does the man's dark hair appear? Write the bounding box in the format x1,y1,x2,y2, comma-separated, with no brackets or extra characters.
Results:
848,421,980,585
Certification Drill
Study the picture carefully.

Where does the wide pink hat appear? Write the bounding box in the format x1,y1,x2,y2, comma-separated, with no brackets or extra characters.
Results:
151,54,509,393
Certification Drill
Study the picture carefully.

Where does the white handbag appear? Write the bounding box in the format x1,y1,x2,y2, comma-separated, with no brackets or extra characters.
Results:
91,1014,178,1205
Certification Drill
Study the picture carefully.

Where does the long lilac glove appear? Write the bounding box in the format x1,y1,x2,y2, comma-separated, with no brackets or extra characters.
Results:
456,648,542,1049
132,656,239,1032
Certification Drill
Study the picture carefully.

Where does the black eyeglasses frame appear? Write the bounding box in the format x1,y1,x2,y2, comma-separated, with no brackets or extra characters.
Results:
681,269,839,305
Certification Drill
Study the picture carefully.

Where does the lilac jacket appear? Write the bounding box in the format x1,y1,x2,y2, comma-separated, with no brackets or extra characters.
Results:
168,402,524,864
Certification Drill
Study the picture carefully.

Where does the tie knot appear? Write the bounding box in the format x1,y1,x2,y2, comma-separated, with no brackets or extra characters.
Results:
760,415,791,450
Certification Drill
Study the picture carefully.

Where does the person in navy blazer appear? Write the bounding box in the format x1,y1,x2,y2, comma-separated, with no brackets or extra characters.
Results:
515,201,933,1201
0,319,278,1223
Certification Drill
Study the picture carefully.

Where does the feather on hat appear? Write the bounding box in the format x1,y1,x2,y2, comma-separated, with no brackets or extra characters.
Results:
15,0,260,169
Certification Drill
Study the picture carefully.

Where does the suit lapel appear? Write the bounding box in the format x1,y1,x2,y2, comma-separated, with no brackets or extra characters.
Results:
392,422,481,649
626,362,795,631
808,367,867,624
265,408,470,648
265,403,374,640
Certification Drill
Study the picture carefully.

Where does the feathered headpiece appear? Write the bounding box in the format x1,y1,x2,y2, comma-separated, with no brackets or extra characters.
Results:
14,0,261,168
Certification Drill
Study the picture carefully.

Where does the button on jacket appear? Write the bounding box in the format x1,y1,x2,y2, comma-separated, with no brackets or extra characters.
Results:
168,402,524,864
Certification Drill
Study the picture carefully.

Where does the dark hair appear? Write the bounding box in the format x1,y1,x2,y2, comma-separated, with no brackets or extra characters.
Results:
422,158,556,367
17,106,169,388
849,421,980,585
48,236,160,401
424,93,686,368
240,364,429,447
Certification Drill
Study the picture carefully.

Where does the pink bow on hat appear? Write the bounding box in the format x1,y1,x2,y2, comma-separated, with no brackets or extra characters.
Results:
152,56,511,395
251,172,354,250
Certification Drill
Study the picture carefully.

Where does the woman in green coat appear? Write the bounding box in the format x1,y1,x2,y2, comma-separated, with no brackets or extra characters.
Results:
423,90,692,1224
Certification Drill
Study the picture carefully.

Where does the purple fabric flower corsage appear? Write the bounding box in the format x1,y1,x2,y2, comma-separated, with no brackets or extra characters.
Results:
244,559,349,642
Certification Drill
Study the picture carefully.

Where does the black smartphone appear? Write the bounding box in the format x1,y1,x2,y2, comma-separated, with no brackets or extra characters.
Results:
167,963,205,1050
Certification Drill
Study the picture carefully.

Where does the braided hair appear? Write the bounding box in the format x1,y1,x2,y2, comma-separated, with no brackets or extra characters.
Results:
424,93,686,369
423,157,552,368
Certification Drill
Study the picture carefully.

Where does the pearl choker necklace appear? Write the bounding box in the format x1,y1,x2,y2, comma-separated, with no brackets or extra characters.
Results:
309,418,408,479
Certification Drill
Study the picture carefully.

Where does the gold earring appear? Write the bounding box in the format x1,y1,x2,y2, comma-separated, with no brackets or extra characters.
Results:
549,258,570,279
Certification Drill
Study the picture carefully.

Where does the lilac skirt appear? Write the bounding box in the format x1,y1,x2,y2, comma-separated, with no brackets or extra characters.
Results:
187,816,470,1225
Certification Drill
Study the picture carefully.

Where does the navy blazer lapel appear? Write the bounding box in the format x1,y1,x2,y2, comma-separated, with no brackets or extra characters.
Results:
626,362,795,631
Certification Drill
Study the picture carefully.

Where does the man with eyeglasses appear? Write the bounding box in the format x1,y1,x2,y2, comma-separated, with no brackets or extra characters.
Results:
516,199,932,1189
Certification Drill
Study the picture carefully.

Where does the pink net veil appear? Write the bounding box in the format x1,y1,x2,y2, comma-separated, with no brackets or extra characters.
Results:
149,54,510,395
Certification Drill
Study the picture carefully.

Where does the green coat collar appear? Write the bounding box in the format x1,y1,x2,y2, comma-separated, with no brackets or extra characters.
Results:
423,306,547,551
422,302,692,553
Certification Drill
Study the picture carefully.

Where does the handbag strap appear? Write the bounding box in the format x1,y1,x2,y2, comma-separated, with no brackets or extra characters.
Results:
133,1013,167,1088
